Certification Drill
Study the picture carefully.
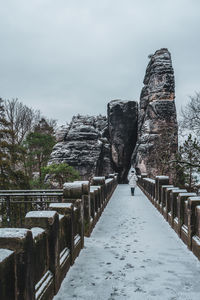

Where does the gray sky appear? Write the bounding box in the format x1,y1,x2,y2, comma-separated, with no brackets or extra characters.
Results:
0,0,200,124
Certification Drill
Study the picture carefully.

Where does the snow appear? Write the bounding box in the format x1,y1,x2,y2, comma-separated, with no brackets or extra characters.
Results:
192,236,200,246
35,270,54,300
31,227,45,239
179,193,196,197
105,179,113,184
188,196,200,201
49,203,72,208
90,186,100,191
171,189,187,193
155,176,169,180
0,228,28,239
0,249,13,263
93,177,105,181
108,99,131,109
93,177,105,184
161,185,173,188
74,181,89,184
26,211,56,218
63,182,82,189
144,178,155,184
54,185,200,300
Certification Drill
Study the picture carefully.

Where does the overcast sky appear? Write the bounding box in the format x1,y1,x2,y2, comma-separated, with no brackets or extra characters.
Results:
0,0,200,124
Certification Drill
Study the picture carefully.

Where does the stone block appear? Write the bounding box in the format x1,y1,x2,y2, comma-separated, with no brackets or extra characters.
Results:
161,185,173,214
187,197,200,249
63,182,83,199
177,193,196,237
164,187,178,220
25,211,60,294
0,228,34,300
155,176,169,204
169,189,187,227
49,203,73,215
192,205,200,259
0,249,15,300
92,176,106,186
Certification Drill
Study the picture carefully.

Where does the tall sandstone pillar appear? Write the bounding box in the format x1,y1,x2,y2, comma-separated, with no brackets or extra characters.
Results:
132,48,178,179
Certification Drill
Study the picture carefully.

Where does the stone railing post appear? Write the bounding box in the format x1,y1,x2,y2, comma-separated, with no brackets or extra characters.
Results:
169,189,187,227
177,193,196,237
155,176,169,206
25,211,60,294
89,188,96,227
74,181,91,236
63,182,84,259
0,249,15,300
161,185,173,215
187,197,200,249
49,203,73,280
92,176,106,207
0,228,34,300
90,186,101,224
164,186,178,220
192,205,200,259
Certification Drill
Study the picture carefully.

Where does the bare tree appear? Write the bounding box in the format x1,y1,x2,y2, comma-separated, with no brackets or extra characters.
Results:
180,92,200,136
4,98,41,145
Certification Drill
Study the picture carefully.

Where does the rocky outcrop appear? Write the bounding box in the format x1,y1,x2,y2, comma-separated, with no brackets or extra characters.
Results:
108,100,138,182
50,101,138,182
132,48,178,178
49,115,113,180
50,48,178,182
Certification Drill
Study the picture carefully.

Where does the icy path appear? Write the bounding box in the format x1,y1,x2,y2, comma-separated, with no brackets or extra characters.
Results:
54,185,200,300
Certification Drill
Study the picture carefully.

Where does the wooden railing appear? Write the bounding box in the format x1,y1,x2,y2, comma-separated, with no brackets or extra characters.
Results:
0,174,118,300
138,174,200,261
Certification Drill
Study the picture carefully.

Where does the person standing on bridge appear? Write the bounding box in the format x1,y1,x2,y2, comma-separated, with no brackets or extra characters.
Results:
128,169,138,196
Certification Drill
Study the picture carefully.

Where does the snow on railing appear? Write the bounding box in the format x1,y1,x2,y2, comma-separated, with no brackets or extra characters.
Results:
137,174,200,261
0,173,118,300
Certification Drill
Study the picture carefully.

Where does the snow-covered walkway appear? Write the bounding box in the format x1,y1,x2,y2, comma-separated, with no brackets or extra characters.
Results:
54,185,200,300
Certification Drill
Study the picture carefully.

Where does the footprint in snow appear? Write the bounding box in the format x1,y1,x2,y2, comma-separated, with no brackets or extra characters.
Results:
124,263,134,269
134,287,146,293
143,258,151,262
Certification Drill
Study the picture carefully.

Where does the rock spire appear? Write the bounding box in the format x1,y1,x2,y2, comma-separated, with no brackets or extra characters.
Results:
132,48,178,178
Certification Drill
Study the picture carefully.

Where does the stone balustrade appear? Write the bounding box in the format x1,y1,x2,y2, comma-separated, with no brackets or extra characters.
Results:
138,175,200,260
0,174,118,300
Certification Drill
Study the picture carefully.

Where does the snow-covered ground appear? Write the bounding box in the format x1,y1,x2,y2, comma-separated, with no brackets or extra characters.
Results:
54,185,200,300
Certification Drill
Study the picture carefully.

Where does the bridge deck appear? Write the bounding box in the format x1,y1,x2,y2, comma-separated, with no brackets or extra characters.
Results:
54,185,200,300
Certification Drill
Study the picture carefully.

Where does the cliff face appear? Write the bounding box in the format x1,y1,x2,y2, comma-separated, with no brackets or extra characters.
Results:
132,48,178,178
108,100,138,182
49,115,113,180
50,100,138,182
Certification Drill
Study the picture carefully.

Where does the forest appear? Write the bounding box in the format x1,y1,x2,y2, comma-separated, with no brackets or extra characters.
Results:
0,98,79,190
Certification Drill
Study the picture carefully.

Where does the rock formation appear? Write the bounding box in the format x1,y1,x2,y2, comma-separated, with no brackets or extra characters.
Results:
49,100,138,182
108,100,138,182
50,48,178,182
49,115,113,180
132,48,178,178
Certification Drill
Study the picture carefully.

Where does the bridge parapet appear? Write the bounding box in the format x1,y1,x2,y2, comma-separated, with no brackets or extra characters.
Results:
137,175,200,261
0,174,118,300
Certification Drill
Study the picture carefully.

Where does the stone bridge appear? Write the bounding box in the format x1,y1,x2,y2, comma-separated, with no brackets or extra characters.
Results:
1,174,200,300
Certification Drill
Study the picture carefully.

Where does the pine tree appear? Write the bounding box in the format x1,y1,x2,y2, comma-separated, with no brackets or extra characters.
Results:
24,118,56,183
178,134,200,191
42,163,80,188
0,98,11,188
